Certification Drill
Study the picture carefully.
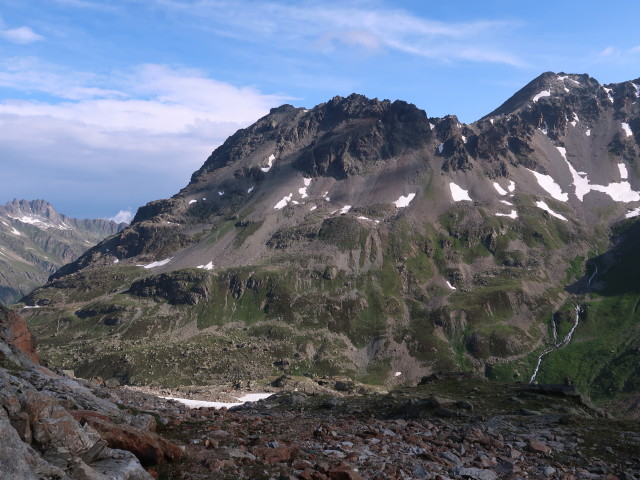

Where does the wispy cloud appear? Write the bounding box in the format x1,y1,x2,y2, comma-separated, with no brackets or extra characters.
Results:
594,45,640,64
153,0,524,66
0,18,44,44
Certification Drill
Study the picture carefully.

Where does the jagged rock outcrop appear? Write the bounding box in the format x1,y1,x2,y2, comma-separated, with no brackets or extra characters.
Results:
0,304,181,478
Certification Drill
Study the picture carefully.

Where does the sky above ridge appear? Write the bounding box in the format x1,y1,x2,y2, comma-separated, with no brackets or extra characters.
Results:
1,0,639,221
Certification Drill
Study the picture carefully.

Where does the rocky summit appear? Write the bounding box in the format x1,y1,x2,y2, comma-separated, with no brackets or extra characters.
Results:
0,199,126,304
16,72,640,409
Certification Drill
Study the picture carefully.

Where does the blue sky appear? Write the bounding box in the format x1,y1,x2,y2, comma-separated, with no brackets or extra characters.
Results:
1,0,639,221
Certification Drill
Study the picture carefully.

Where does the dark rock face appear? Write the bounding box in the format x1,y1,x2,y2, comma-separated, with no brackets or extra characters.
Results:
128,270,211,305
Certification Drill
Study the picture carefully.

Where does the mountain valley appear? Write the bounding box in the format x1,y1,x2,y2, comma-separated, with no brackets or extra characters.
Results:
0,199,126,305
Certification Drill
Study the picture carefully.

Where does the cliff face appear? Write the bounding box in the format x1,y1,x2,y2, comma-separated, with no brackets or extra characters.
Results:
0,304,38,363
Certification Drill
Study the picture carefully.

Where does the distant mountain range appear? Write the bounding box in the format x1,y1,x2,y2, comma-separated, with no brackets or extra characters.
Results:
19,72,640,402
0,199,126,304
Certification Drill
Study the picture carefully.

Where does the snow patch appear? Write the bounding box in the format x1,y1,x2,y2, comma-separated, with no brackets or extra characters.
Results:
461,135,467,144
449,183,471,202
535,201,568,221
310,205,317,211
218,191,224,196
508,181,515,192
532,90,551,102
298,178,312,198
446,281,456,290
188,199,197,204
489,118,494,124
560,147,640,202
603,87,614,103
197,261,214,270
429,122,435,130
260,154,276,173
160,393,273,410
247,186,254,193
625,206,640,219
493,182,508,196
394,372,402,377
500,200,513,206
621,123,633,137
10,226,20,236
8,214,69,230
143,258,172,269
339,205,352,214
496,210,518,219
324,196,330,202
585,129,591,137
113,259,119,264
527,168,569,202
590,183,640,202
393,193,416,208
274,194,293,210
570,112,579,127
618,163,628,180
437,143,444,154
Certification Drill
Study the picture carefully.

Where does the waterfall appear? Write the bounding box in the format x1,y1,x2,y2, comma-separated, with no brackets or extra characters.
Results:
529,304,581,384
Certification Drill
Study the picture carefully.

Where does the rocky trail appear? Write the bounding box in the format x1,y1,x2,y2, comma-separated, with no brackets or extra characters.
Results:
114,375,640,480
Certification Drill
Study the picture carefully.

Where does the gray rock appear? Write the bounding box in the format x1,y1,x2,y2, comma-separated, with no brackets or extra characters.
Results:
413,465,429,479
440,450,462,465
0,407,66,480
226,448,257,460
452,467,498,480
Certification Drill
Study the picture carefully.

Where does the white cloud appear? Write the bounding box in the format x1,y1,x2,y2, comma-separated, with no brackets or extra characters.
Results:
109,210,134,224
0,60,289,217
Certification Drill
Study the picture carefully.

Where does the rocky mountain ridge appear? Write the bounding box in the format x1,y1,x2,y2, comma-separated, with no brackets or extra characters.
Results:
19,72,640,402
0,199,126,304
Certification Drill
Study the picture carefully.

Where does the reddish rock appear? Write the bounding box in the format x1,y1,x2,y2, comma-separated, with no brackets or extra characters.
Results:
71,411,183,466
327,466,363,480
528,440,551,454
0,304,39,363
252,445,293,464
